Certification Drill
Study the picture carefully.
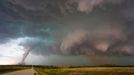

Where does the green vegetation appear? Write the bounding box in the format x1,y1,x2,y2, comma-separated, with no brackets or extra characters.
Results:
1,65,134,75
35,67,134,75
0,65,30,74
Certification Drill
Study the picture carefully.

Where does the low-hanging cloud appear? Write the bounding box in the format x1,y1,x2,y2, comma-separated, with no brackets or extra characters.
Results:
60,24,131,56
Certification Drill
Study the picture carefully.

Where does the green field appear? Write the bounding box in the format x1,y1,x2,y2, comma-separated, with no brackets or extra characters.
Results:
0,65,30,74
35,67,134,75
1,65,134,75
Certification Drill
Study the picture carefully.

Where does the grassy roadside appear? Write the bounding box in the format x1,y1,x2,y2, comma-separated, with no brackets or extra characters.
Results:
0,65,30,74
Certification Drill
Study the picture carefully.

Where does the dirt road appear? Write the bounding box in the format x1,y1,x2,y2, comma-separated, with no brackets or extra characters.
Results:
0,69,36,75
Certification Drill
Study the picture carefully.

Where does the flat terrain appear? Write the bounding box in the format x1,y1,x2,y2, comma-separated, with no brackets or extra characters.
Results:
1,65,134,75
0,69,34,75
35,67,134,75
0,65,30,74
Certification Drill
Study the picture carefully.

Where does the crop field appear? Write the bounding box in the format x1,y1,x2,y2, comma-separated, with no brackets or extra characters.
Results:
1,65,134,75
35,67,134,75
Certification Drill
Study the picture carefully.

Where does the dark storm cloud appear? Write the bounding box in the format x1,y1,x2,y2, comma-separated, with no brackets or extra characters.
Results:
60,24,129,56
5,0,77,22
19,37,60,55
0,0,134,58
68,0,125,13
0,22,24,44
1,0,125,22
122,0,134,21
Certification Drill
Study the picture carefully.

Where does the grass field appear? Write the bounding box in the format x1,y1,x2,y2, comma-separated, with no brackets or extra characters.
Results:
0,65,30,74
1,65,134,75
35,67,134,75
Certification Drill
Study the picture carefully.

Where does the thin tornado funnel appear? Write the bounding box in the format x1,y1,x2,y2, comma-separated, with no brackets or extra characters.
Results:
20,47,32,65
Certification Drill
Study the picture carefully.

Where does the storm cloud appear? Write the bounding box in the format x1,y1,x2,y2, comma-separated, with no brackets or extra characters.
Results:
60,24,129,56
0,0,134,65
0,0,126,22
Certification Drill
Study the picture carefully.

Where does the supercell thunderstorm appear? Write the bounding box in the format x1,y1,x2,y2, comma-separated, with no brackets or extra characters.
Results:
0,0,134,65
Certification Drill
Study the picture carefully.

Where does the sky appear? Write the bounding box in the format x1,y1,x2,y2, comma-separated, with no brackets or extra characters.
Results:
0,0,134,66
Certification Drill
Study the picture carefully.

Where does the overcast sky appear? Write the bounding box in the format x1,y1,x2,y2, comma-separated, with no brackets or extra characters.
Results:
0,0,134,65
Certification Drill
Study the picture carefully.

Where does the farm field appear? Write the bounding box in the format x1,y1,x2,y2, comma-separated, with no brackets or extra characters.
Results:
1,65,134,75
35,67,134,75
